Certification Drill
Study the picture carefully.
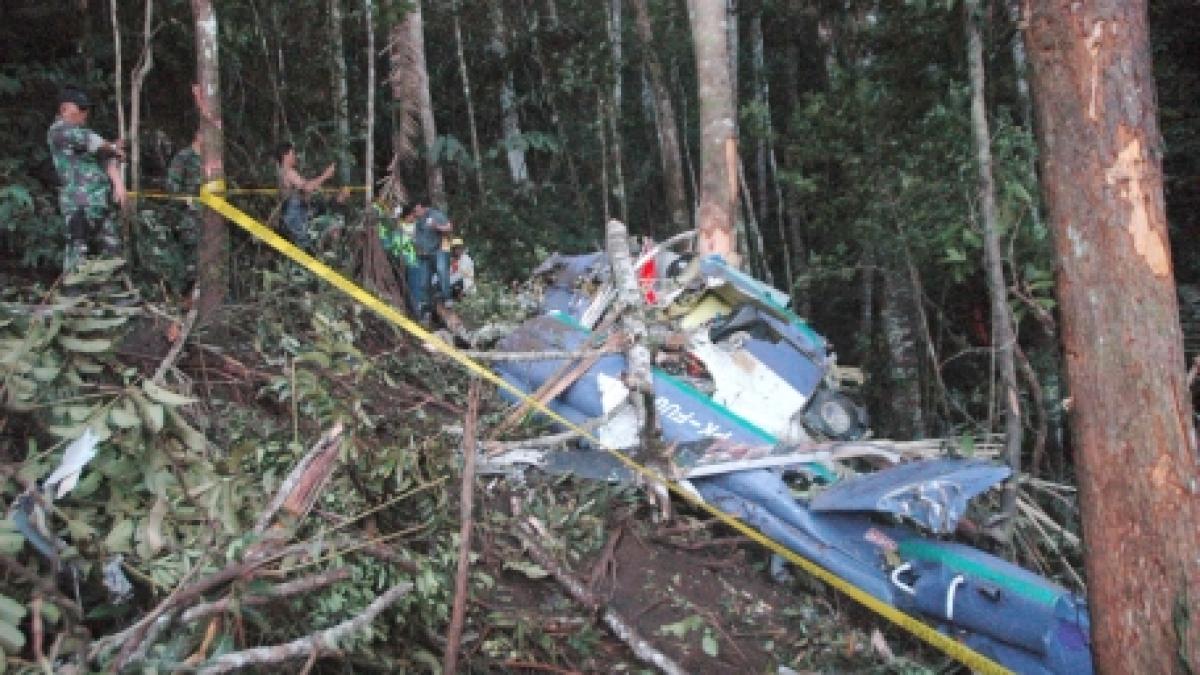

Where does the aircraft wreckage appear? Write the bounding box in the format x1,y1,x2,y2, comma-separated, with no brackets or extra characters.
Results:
481,223,1093,675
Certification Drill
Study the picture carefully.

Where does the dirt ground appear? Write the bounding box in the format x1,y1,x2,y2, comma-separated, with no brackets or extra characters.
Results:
472,485,948,675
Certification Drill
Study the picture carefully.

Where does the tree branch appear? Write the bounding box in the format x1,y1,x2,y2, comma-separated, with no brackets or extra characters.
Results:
196,581,412,674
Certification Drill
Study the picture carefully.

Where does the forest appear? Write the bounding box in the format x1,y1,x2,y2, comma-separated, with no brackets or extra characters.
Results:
1,0,1198,673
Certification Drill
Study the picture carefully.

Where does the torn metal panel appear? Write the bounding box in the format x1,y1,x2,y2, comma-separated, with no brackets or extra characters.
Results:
810,458,1010,534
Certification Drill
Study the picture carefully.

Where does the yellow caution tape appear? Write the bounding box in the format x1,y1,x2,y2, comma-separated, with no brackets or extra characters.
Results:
132,185,367,200
197,180,1011,674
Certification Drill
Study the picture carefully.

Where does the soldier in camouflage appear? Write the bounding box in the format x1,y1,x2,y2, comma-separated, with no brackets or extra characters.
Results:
47,86,127,274
166,129,203,286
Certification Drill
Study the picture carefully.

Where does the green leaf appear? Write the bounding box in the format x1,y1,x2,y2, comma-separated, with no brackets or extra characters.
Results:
109,400,141,429
30,365,61,382
104,519,135,553
502,561,548,579
168,408,207,452
66,519,98,542
57,335,114,353
143,380,198,407
0,596,26,625
38,602,60,625
701,631,719,657
131,391,164,433
0,519,24,555
67,316,129,332
0,619,25,652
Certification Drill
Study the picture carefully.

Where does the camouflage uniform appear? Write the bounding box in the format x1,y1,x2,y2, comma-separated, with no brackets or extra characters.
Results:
47,118,121,273
166,145,202,283
166,145,202,247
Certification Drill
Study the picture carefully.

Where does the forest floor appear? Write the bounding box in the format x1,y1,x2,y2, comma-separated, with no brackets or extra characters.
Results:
1,260,962,674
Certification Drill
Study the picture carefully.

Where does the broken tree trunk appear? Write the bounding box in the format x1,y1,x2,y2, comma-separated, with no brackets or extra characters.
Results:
606,219,670,520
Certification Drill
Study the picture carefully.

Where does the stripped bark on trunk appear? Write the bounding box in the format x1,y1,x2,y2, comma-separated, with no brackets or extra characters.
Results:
1025,1,1200,670
687,0,739,264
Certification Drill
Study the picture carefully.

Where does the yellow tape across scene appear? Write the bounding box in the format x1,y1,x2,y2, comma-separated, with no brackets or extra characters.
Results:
131,186,367,200
197,180,1012,675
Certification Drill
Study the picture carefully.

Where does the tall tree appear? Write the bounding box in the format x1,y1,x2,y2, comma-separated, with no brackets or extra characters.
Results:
1025,2,1200,671
191,0,227,319
965,0,1023,534
389,1,443,206
330,0,352,181
687,0,739,263
489,0,531,191
631,0,688,233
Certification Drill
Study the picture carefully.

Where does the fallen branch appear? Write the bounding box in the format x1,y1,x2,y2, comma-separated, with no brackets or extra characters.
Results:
196,581,412,674
254,423,346,535
152,286,200,384
444,378,481,673
179,567,352,624
515,519,685,675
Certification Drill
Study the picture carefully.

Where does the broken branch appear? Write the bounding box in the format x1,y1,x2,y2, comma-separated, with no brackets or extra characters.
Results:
444,378,481,673
196,581,412,674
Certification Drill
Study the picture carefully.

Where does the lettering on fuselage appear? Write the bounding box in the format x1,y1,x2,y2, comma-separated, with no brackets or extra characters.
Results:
655,396,734,440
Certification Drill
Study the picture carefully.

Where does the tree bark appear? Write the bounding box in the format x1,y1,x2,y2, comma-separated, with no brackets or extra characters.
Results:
129,0,154,204
881,262,924,438
687,0,739,264
1025,2,1200,672
407,1,444,206
191,0,227,320
965,0,1023,534
452,0,485,199
330,0,352,182
631,0,688,233
489,0,531,191
607,0,627,224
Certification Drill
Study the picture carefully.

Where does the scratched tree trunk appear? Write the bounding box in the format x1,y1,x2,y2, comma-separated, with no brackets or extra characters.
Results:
191,0,227,320
1025,3,1200,672
686,0,739,265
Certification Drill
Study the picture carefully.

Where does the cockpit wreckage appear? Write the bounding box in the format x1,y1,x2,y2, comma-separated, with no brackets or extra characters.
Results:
482,223,1092,675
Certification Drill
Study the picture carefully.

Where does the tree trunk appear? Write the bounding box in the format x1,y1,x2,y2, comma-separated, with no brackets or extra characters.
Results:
526,0,585,216
1025,2,1200,672
607,0,627,224
489,0,531,191
965,0,1023,534
631,0,688,233
191,0,227,320
129,0,154,202
880,262,924,438
330,0,351,182
407,1,444,207
452,0,484,199
751,12,768,231
364,0,374,206
686,0,739,264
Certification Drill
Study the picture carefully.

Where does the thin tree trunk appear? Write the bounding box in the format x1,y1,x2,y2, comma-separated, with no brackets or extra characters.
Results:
598,93,611,224
407,1,444,206
751,12,768,231
452,1,484,199
489,0,531,190
191,0,227,320
80,0,94,79
607,0,627,224
330,0,351,182
687,0,739,263
965,0,1023,535
1026,1,1200,670
129,0,154,201
737,159,771,285
881,262,924,438
631,0,687,233
364,0,374,206
525,0,585,216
